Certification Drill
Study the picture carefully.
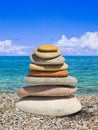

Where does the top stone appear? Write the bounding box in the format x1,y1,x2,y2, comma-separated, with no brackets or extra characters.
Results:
38,44,58,52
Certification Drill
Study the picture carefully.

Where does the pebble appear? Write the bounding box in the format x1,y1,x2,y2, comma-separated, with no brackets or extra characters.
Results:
0,92,98,129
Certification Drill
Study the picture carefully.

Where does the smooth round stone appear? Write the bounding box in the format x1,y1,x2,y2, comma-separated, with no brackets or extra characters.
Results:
29,63,68,71
17,85,77,98
38,44,58,52
16,96,82,116
34,48,61,59
30,54,65,65
28,70,69,77
24,76,78,85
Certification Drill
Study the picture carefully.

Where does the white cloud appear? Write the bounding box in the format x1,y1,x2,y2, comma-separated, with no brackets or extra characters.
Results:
56,32,98,55
0,40,32,55
1,32,98,56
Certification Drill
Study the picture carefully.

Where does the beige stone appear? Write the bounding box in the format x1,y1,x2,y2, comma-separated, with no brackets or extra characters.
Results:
29,63,68,71
24,76,78,85
17,85,77,98
34,48,61,59
16,96,82,116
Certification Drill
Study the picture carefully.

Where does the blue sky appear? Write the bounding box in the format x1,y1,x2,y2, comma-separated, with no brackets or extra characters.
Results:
0,0,98,55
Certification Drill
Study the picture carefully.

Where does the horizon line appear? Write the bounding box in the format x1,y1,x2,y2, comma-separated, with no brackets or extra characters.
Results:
0,55,98,56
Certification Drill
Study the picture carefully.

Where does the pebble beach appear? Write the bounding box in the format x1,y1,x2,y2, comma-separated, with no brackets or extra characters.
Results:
0,92,98,130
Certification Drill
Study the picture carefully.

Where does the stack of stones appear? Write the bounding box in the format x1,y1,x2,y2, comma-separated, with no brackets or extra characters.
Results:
16,44,82,116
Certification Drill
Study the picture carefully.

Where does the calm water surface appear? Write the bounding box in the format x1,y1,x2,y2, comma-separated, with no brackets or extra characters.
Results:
0,56,98,95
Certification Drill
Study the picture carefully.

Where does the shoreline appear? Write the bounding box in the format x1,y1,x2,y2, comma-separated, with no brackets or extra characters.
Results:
0,92,98,129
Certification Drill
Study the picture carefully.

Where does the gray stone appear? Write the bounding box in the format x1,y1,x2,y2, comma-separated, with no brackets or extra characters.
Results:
30,54,65,65
24,76,78,85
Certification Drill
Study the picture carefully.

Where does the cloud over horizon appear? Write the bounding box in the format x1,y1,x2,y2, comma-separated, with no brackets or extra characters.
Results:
0,40,32,55
0,32,98,56
56,32,98,55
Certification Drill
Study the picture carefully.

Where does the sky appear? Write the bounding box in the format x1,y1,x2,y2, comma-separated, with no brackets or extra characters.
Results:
0,0,98,55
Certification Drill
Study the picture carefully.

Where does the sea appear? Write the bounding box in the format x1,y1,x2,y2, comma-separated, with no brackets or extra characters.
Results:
0,56,98,95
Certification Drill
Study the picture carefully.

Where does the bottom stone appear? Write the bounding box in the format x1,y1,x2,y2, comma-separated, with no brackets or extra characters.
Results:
16,96,82,116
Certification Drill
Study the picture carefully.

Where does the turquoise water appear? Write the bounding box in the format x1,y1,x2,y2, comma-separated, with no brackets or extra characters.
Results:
0,56,98,95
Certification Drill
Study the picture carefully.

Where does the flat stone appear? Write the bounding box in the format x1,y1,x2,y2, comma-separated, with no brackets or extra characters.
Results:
30,54,65,65
16,96,82,116
38,44,58,52
17,85,77,98
28,70,69,77
34,48,61,59
29,63,68,71
24,76,78,85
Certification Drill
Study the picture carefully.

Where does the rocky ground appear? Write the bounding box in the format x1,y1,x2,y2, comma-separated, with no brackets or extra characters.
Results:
0,92,98,130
